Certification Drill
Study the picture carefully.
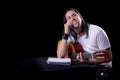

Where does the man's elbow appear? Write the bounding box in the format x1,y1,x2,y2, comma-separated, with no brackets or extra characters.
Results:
57,50,63,58
108,54,112,62
57,53,61,58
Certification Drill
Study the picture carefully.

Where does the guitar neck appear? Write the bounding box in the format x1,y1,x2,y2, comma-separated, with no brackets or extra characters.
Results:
82,52,93,59
69,52,93,59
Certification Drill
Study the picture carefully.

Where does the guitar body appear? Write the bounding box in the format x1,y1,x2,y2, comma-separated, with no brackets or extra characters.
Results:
57,40,83,62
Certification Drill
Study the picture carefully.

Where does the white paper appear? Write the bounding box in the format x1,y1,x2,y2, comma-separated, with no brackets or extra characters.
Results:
46,57,71,65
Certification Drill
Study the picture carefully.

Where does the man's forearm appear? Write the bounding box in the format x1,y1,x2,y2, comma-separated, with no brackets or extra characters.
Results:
57,39,68,58
84,57,110,64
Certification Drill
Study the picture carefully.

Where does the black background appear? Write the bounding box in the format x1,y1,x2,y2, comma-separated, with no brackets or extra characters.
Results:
6,0,119,78
13,1,115,57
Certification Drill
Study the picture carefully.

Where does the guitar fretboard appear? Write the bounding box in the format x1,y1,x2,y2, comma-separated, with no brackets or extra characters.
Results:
69,52,93,59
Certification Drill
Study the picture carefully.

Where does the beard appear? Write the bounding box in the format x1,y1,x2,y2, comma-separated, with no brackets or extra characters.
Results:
72,22,81,34
72,21,78,28
73,26,81,34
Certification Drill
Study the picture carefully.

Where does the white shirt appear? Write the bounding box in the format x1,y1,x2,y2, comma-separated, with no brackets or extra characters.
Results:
67,24,112,67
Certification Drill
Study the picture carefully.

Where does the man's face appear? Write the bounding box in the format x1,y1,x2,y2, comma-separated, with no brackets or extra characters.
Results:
65,10,82,33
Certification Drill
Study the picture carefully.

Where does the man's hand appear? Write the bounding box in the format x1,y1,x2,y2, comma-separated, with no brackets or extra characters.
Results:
76,52,85,62
64,19,73,34
76,51,109,64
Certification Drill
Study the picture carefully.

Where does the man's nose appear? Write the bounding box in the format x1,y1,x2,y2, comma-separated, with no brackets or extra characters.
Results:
71,17,76,21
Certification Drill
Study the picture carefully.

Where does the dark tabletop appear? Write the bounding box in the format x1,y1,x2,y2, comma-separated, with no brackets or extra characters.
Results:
13,57,112,79
16,57,104,72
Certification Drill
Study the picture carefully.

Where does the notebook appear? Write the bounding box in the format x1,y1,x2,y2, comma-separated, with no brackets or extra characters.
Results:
46,57,71,65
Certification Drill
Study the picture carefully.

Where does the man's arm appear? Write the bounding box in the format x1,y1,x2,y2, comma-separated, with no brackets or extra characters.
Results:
57,16,73,58
84,48,112,64
57,39,69,58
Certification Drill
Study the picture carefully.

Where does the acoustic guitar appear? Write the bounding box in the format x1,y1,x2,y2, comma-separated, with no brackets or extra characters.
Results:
57,40,109,62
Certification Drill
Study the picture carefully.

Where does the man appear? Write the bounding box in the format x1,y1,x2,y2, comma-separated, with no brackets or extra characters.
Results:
57,8,112,68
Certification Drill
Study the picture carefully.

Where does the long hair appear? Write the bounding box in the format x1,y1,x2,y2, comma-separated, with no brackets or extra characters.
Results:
63,8,89,41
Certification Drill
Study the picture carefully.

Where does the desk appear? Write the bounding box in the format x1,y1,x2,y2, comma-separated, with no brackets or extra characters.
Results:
15,57,111,80
16,57,102,71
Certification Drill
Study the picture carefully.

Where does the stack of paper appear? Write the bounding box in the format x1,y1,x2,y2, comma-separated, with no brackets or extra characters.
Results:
46,57,71,65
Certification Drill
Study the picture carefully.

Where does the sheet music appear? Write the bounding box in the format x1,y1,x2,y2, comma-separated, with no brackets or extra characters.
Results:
46,57,71,65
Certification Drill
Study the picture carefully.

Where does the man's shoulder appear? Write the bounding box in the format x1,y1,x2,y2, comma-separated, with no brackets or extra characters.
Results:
89,24,103,32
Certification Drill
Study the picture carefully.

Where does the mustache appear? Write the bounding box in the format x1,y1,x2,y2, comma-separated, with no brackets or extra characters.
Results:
72,26,78,29
72,19,77,22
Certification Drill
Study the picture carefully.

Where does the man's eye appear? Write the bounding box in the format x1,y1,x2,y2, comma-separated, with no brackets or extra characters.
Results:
67,17,70,20
73,14,77,16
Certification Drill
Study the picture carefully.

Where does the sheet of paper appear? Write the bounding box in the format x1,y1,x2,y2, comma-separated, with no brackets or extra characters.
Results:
46,57,71,65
